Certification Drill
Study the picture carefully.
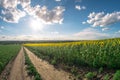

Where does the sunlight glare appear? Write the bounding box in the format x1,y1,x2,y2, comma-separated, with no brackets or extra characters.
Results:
30,19,44,31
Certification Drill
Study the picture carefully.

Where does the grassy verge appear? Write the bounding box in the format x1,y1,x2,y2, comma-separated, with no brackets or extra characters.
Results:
24,50,42,80
0,45,20,74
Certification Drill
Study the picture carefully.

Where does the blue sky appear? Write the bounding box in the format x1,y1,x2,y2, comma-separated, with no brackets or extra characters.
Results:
0,0,120,40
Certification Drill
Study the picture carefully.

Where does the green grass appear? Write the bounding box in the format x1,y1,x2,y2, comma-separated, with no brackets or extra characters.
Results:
103,74,110,80
0,45,20,74
24,50,42,80
85,72,96,79
113,70,120,80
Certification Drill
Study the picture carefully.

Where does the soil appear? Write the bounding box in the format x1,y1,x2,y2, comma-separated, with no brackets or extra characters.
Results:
24,47,74,80
8,47,31,80
0,47,31,80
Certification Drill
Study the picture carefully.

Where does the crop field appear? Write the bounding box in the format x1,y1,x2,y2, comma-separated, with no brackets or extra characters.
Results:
1,0,120,79
0,45,20,74
0,39,120,80
24,38,120,79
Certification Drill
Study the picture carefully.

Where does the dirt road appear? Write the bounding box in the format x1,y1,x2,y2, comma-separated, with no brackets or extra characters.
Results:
8,47,31,80
24,47,74,80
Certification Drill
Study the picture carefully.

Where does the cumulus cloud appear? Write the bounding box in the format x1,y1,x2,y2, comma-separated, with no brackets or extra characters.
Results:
19,0,31,8
0,0,27,23
0,0,65,24
86,12,120,27
1,8,26,23
0,0,31,8
74,28,109,39
55,0,61,2
0,0,18,9
75,5,86,10
25,5,65,24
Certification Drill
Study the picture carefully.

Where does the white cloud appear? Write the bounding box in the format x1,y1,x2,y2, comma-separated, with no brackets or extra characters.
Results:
82,21,86,24
0,33,72,41
2,8,26,23
0,0,18,9
74,28,109,39
86,12,120,27
0,0,31,9
102,27,110,31
0,29,110,40
75,5,81,10
19,0,31,8
82,6,86,10
0,34,67,41
0,0,27,23
0,26,4,29
0,0,65,24
24,5,65,24
0,26,5,33
75,5,86,10
115,30,120,34
0,35,42,41
51,31,59,35
55,0,61,2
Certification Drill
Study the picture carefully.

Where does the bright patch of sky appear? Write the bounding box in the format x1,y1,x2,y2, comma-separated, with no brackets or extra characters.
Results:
0,0,120,40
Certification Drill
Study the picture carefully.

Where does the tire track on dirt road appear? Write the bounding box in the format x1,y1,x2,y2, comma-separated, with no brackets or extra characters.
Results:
8,47,31,80
24,47,74,80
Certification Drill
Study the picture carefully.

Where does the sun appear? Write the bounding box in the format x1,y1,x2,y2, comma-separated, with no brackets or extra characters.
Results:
30,18,44,31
